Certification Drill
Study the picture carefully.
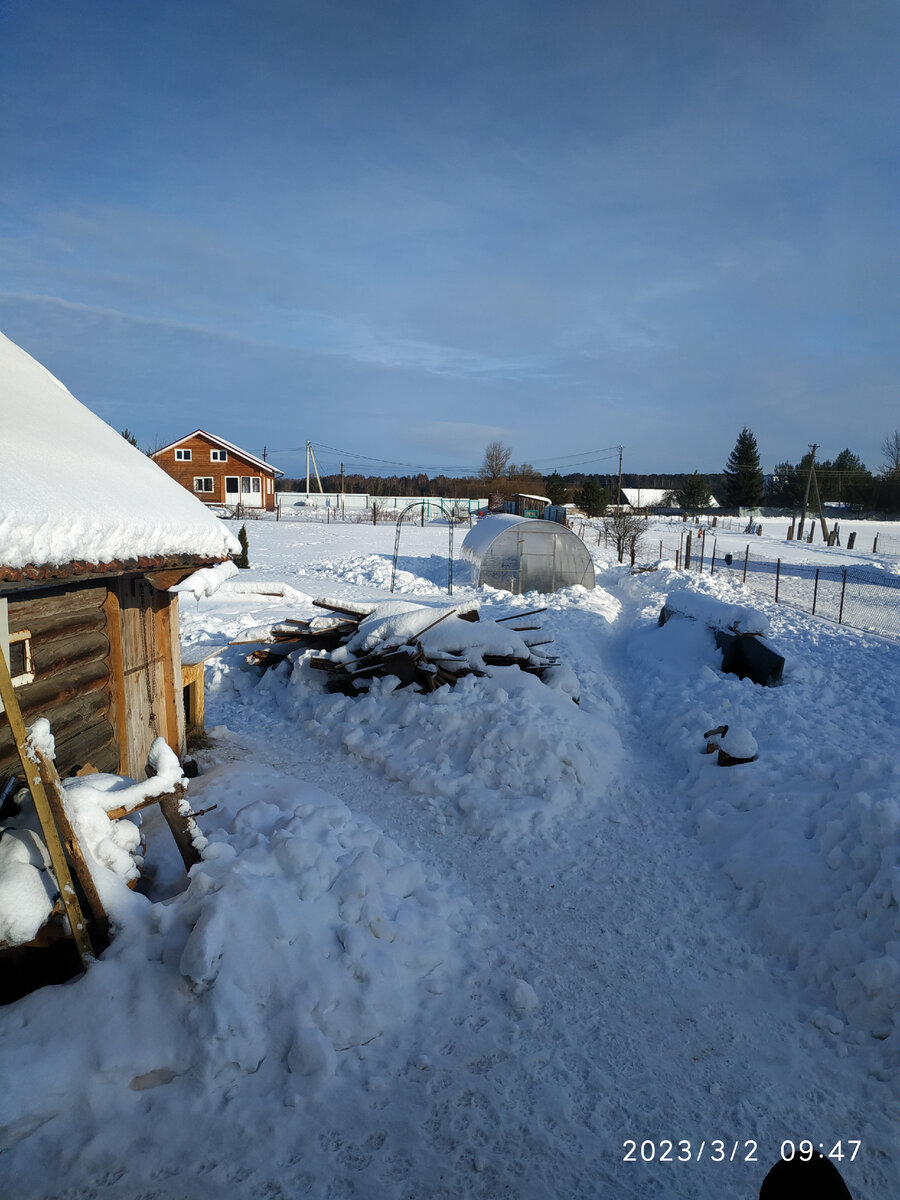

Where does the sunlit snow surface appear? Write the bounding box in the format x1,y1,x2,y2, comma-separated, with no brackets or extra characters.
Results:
1,515,898,1200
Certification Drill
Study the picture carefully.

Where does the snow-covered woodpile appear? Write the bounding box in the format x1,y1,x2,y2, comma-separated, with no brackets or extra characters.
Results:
238,597,562,697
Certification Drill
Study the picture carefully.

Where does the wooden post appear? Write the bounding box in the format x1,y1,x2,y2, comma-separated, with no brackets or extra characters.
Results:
873,535,878,553
743,544,750,584
812,568,819,615
684,531,692,570
838,569,847,624
102,587,129,776
775,558,781,603
159,784,202,871
0,652,94,966
710,538,717,574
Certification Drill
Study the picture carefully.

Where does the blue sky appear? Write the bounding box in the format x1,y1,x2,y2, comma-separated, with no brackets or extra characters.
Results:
1,0,897,480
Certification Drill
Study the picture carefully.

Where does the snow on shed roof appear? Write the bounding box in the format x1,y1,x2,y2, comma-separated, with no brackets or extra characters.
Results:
0,331,240,571
152,430,283,476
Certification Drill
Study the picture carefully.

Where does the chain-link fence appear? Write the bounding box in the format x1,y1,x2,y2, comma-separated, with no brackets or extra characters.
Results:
656,528,900,643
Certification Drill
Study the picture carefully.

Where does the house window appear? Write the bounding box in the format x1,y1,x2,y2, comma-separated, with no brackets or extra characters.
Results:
175,448,192,461
251,478,260,493
225,476,239,493
210,449,227,462
0,628,34,712
193,477,214,493
241,477,251,492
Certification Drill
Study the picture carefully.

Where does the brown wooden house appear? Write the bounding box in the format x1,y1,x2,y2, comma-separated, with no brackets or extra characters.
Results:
151,430,283,512
0,333,239,794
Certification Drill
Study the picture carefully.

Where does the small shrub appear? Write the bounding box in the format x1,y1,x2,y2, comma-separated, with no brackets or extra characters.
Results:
232,524,250,569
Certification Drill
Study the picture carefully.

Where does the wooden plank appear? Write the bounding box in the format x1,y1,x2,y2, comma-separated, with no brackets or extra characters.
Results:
159,785,202,870
155,590,184,755
34,748,110,947
0,650,95,966
102,586,129,776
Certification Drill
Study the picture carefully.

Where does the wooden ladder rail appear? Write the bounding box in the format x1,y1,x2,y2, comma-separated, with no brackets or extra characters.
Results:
0,648,95,967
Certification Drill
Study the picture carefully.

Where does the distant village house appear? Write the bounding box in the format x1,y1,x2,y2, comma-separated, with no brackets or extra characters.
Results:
152,431,283,513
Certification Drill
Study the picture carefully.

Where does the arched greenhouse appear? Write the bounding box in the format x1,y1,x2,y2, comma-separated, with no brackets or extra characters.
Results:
459,514,595,595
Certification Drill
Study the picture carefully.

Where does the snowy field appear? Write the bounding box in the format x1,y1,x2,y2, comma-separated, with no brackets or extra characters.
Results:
2,515,899,1199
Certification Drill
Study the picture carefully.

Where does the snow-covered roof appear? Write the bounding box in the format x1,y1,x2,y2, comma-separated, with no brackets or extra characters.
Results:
0,331,240,572
512,493,550,503
153,430,283,476
622,488,720,509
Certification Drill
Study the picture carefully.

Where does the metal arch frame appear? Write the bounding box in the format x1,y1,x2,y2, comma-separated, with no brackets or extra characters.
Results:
391,500,458,594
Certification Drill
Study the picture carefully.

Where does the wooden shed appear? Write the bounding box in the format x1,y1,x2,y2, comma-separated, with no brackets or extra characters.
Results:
0,332,240,795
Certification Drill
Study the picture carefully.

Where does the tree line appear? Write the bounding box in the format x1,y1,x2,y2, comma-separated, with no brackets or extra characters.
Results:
273,428,900,516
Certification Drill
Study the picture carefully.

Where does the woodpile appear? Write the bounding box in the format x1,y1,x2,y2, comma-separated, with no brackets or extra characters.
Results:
233,597,560,697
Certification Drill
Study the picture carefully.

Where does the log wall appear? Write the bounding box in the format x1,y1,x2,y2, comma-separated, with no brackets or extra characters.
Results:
1,583,116,785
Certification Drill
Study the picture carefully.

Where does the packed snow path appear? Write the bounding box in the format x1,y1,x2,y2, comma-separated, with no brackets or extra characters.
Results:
1,518,897,1199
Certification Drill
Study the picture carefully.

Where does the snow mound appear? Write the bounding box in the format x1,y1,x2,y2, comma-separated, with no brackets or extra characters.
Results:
0,763,463,1140
663,586,771,635
287,664,623,840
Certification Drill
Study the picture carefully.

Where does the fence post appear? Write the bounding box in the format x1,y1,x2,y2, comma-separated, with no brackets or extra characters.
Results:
775,558,781,603
675,549,681,570
684,531,692,570
839,569,847,624
710,538,717,574
873,535,878,553
812,568,819,615
743,544,749,584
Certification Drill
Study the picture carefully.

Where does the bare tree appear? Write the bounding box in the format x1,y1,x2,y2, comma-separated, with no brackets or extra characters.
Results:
602,508,647,564
881,430,900,475
478,440,512,483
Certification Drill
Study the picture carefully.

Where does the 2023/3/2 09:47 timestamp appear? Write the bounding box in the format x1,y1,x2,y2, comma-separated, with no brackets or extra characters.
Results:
622,1140,862,1163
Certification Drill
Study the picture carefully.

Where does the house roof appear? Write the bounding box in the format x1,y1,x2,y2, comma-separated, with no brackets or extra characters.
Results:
0,331,240,573
621,488,720,509
152,430,283,476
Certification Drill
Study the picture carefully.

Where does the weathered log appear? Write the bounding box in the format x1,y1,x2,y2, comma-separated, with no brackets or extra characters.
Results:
30,629,110,677
8,606,107,641
5,584,107,628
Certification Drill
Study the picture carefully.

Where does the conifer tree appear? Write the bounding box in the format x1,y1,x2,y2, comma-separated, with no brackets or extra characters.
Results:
545,472,568,506
723,428,764,508
232,524,250,569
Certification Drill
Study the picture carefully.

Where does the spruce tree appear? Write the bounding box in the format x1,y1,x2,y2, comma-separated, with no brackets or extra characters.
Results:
545,472,568,506
232,524,250,569
573,477,609,517
723,428,764,509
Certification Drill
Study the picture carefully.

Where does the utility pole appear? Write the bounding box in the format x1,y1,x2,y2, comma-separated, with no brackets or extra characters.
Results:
810,462,829,542
262,445,267,463
616,445,624,514
340,462,344,495
797,443,817,541
306,440,310,496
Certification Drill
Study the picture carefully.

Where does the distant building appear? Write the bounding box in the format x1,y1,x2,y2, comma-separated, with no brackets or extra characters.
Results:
152,430,283,512
621,488,719,511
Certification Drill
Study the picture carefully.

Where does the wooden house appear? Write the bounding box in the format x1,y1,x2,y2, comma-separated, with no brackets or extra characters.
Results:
0,332,239,793
151,430,283,512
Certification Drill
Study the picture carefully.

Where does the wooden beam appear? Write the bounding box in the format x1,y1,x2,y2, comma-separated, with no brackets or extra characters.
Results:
102,586,129,776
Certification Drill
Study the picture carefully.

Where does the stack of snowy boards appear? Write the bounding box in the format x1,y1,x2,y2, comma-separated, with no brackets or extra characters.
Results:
240,597,562,698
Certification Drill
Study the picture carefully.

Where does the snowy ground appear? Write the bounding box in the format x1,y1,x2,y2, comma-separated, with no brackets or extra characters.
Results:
1,515,898,1199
